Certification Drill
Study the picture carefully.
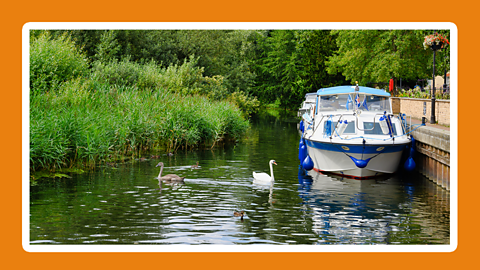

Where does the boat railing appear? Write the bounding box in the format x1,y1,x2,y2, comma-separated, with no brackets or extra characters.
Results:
308,113,346,139
307,111,414,139
355,112,385,131
398,113,412,134
309,114,323,138
332,114,346,135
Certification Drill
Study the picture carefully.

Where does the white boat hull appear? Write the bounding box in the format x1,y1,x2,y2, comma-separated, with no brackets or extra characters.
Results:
304,140,408,179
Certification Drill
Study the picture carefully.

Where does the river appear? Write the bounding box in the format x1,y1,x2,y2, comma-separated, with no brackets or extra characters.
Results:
29,112,450,246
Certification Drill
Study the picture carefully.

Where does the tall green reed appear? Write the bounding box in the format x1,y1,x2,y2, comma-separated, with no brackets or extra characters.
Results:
30,78,249,171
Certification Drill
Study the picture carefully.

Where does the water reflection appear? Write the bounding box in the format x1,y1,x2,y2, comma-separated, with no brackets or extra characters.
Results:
252,180,275,206
297,169,450,244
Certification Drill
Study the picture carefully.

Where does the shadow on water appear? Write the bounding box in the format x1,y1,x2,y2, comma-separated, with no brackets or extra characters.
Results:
29,112,449,245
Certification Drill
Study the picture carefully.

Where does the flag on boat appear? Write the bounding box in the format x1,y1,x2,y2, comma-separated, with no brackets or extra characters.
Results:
361,97,368,110
354,93,369,110
355,92,360,108
346,94,353,110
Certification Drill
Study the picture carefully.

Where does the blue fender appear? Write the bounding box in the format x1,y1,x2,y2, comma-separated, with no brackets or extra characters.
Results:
409,136,416,158
404,156,416,171
349,156,372,168
302,155,314,171
299,142,307,162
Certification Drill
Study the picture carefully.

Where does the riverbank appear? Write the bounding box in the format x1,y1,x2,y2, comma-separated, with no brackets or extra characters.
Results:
30,82,249,175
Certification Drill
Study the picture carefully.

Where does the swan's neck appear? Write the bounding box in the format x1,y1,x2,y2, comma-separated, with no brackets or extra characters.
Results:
269,162,275,181
158,165,164,178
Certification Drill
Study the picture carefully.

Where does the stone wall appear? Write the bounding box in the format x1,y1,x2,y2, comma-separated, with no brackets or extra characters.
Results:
410,126,450,190
392,97,450,126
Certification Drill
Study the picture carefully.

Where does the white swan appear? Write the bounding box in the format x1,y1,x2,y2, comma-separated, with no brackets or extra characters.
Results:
253,160,277,182
156,162,185,182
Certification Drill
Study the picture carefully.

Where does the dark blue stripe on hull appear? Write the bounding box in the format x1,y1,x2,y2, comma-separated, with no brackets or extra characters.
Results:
304,139,407,154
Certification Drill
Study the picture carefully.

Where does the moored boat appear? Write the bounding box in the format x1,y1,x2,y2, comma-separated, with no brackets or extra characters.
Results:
298,92,317,117
299,84,415,179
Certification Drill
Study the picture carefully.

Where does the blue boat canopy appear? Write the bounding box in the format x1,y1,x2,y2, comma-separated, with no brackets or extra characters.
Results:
316,86,390,97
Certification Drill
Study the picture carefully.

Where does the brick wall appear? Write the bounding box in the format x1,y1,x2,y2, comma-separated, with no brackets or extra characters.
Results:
391,97,450,126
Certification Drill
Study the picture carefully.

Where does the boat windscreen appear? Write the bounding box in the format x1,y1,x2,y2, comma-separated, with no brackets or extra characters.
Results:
319,94,391,113
362,95,391,112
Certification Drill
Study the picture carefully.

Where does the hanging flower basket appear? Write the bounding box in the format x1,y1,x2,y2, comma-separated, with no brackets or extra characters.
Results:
423,33,450,51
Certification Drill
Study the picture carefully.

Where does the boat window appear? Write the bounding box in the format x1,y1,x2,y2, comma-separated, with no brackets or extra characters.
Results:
319,93,391,113
363,122,397,135
306,95,316,102
346,94,391,112
365,95,391,112
319,95,351,112
324,121,356,134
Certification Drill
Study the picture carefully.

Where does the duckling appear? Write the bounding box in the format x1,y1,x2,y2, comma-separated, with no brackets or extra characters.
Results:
150,155,160,159
167,152,174,157
233,211,245,220
140,157,147,161
191,161,200,169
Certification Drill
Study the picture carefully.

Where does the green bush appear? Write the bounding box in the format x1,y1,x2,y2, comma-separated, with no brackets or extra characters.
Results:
89,56,258,117
228,91,260,118
30,31,89,95
90,56,205,93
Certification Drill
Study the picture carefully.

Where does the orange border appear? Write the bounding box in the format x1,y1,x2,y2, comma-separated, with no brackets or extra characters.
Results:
5,0,470,269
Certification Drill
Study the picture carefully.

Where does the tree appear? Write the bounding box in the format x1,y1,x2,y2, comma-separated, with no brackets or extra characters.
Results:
295,30,346,93
253,30,300,109
326,30,450,96
252,30,345,109
94,30,121,62
174,30,258,94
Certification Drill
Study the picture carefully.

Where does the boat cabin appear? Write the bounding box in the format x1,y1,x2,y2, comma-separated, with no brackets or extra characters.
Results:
304,86,402,137
315,85,392,114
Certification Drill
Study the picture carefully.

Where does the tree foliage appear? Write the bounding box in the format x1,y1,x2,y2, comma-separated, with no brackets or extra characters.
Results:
296,30,347,92
252,30,345,109
326,30,450,95
51,29,259,95
39,28,450,108
94,30,121,63
30,31,89,95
